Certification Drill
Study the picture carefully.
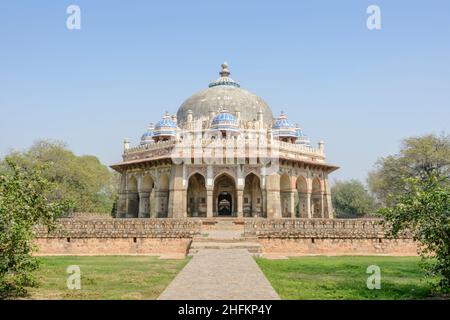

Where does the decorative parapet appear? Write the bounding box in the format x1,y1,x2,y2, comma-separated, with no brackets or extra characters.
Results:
34,218,202,239
122,138,325,163
244,218,412,239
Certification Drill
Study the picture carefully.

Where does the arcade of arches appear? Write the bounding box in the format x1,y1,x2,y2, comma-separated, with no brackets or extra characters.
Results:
117,165,333,219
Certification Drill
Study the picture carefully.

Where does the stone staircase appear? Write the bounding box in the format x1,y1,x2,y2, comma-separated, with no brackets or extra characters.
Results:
188,220,262,256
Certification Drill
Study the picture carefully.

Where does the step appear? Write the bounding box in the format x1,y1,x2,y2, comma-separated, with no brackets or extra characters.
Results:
188,241,262,256
193,235,257,242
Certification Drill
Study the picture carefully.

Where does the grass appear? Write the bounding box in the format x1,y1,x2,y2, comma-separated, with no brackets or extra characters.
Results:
255,256,436,300
26,256,189,300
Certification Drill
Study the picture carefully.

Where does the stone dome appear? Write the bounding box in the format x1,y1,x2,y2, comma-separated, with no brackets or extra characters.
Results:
176,62,274,128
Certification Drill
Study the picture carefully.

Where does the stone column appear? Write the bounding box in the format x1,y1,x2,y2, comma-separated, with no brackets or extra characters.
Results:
266,173,281,219
149,190,157,218
168,165,186,218
154,190,160,217
288,191,296,218
320,192,325,218
324,175,334,218
306,192,312,218
206,189,213,218
236,189,244,218
138,192,150,218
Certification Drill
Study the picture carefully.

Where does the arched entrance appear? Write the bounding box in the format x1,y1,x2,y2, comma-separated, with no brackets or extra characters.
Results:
139,174,154,218
243,173,263,217
280,173,292,218
213,174,236,217
127,176,139,218
157,173,170,217
187,173,207,217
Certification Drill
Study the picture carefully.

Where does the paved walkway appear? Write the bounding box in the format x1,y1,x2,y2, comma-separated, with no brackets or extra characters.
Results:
158,249,280,300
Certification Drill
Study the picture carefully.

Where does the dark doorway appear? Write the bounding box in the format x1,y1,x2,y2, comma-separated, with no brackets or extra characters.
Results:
218,192,232,216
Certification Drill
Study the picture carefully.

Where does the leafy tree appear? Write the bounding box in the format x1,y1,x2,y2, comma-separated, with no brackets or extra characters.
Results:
331,180,376,217
0,159,72,298
368,133,450,206
379,174,450,292
1,140,117,214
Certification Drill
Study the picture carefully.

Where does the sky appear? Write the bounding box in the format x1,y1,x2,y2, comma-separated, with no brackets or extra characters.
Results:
0,0,449,184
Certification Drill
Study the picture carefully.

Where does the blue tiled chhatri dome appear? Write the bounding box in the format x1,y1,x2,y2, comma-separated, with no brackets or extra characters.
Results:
294,124,311,146
272,112,297,139
153,112,178,137
140,123,155,145
210,108,239,132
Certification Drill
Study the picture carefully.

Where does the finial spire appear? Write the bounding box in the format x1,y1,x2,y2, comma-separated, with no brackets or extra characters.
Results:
209,61,240,88
220,61,230,77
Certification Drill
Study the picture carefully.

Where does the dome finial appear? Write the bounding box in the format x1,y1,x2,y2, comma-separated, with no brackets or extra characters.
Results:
220,61,230,77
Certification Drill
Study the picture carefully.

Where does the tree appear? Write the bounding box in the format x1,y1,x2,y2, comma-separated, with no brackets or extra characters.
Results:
331,180,376,217
379,174,450,292
1,140,117,214
368,133,450,206
0,159,71,298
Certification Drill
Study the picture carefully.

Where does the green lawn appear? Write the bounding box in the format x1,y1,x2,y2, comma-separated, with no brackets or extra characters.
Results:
27,256,189,300
255,256,435,300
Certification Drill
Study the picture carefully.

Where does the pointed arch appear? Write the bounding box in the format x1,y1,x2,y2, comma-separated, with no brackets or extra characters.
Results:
280,173,293,218
156,172,170,217
243,173,263,217
213,173,237,216
127,176,139,218
187,173,207,217
141,174,154,192
295,175,308,218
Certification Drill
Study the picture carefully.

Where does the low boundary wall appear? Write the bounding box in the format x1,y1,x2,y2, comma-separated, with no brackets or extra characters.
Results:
34,219,201,257
244,219,418,256
34,218,418,257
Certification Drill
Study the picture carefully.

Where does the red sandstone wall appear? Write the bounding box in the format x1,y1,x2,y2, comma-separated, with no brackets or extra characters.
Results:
246,219,418,256
35,237,191,256
258,238,418,256
34,218,200,257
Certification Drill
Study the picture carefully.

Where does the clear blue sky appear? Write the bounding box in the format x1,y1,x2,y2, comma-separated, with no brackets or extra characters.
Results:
1,0,449,183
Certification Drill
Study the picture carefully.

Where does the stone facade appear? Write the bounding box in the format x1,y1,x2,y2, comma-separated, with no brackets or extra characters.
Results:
111,63,338,220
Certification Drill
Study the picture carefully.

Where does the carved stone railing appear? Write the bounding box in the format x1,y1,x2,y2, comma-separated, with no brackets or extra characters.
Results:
34,218,202,238
122,138,325,162
244,218,411,239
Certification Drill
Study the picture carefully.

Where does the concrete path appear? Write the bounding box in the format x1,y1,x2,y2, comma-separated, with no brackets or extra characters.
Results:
158,249,280,300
